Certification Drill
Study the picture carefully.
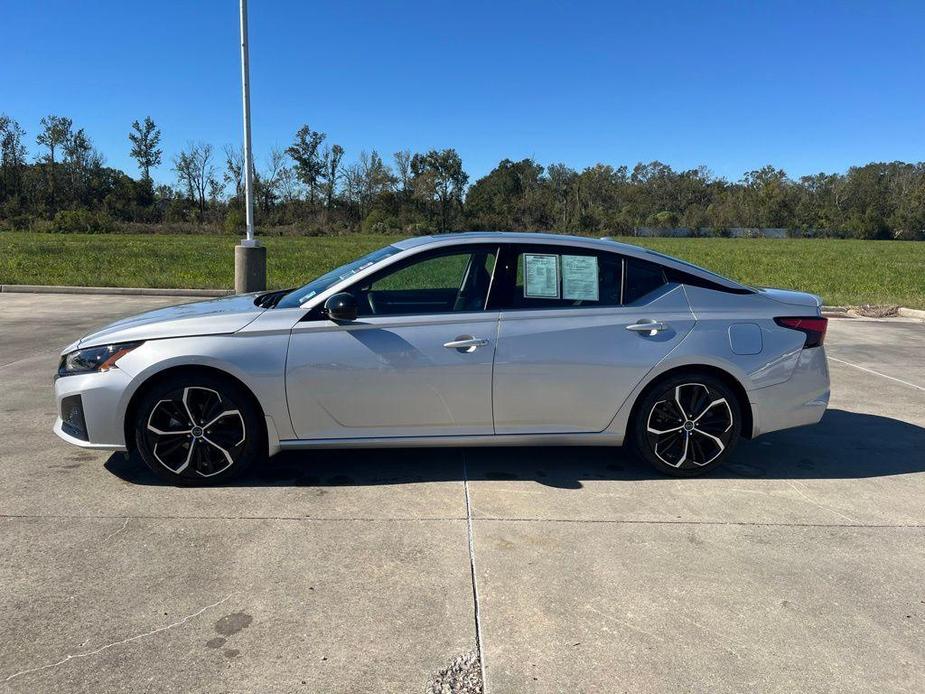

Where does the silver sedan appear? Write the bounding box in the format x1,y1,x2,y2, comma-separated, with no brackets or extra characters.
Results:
54,232,830,484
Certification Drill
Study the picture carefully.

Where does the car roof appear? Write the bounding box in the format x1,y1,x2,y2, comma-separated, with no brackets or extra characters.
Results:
391,231,750,291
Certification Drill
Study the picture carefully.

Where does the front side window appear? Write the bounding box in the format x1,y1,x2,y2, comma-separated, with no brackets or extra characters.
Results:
491,245,622,310
351,246,498,317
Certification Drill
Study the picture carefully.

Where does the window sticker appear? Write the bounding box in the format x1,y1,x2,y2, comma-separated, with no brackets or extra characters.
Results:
524,254,559,298
562,255,599,301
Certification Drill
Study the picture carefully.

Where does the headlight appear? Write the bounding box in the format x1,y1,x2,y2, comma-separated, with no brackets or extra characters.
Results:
57,342,143,379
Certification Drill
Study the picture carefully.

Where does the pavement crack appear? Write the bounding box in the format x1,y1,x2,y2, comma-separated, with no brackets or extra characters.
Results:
462,451,488,693
781,480,859,524
2,593,234,683
0,513,466,523
4,513,923,528
586,605,665,642
473,517,923,528
100,518,129,544
3,513,922,528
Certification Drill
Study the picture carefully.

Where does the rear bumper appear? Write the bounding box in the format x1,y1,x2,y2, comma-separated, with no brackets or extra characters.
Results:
749,346,830,437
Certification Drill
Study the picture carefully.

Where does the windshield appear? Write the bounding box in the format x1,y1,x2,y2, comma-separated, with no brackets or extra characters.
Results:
276,245,401,308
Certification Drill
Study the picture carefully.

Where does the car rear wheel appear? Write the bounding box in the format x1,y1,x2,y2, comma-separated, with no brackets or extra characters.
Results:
631,373,741,477
133,373,264,485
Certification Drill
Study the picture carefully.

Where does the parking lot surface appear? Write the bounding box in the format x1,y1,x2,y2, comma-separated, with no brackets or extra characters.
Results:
1,294,923,693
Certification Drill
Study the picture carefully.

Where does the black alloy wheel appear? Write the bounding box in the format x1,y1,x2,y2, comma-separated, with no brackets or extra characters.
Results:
633,374,741,476
134,374,263,484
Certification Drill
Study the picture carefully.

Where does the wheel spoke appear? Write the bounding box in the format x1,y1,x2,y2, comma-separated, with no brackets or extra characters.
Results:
692,398,730,423
647,399,685,435
154,435,188,462
147,425,191,436
203,436,234,467
181,388,197,426
182,386,223,426
653,430,688,467
202,409,240,429
656,430,688,467
689,428,725,465
147,399,193,436
674,386,688,419
692,427,725,451
647,423,683,435
169,438,196,474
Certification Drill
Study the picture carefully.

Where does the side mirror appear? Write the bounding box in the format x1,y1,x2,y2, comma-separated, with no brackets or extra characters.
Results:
323,292,358,322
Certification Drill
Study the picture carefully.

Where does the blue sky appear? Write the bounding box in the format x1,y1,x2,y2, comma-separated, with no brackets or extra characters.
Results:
2,0,924,186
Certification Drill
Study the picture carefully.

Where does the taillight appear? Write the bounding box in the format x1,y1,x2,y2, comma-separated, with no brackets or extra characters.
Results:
774,316,828,348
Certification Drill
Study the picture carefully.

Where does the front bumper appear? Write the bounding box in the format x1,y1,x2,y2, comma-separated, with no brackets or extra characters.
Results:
749,346,830,437
53,367,133,450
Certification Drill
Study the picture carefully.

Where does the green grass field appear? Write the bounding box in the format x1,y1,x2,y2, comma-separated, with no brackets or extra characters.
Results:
1,232,923,308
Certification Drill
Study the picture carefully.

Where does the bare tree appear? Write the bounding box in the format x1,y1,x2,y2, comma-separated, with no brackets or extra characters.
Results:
63,128,94,205
0,115,27,201
277,165,300,203
223,144,245,203
257,147,286,211
356,150,395,217
174,142,216,221
394,149,412,197
323,143,344,208
36,114,73,210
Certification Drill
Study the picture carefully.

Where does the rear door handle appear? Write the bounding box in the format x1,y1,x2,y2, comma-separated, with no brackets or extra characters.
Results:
626,320,668,334
444,336,489,352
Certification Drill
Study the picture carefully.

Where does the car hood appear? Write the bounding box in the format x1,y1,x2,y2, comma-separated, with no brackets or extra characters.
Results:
76,293,266,348
755,287,822,309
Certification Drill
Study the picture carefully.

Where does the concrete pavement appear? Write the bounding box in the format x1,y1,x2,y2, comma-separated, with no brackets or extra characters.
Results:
0,294,923,693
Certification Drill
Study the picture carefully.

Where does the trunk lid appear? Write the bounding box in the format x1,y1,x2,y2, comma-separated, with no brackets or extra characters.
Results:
755,287,822,310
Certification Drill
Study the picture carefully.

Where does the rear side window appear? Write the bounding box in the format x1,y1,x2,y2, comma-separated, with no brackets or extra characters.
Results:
623,258,667,304
491,246,622,310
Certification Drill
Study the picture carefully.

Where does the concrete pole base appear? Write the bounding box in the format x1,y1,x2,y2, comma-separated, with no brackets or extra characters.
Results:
234,243,267,293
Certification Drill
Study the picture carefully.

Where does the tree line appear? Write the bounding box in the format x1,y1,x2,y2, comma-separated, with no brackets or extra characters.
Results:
1,113,924,240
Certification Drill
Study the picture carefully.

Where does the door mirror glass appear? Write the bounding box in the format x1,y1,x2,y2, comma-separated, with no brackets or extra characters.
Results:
324,292,358,322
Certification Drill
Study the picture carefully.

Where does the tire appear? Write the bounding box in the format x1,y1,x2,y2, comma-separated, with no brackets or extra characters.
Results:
631,372,742,477
133,372,265,485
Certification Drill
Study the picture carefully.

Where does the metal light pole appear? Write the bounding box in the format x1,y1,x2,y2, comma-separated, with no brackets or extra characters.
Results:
234,0,266,293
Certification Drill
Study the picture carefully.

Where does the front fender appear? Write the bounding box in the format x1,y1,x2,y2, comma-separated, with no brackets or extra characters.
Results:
114,333,295,441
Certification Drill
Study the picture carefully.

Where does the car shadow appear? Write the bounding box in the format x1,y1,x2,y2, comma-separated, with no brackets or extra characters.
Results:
104,408,925,488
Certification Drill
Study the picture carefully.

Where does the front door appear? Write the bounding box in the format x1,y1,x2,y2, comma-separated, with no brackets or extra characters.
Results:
286,245,499,440
488,245,696,434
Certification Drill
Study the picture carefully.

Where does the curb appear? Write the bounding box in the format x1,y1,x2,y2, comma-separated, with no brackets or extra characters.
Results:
898,307,925,320
0,284,233,298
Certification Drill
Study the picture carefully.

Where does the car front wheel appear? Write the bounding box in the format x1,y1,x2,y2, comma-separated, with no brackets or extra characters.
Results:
133,373,264,485
632,373,742,477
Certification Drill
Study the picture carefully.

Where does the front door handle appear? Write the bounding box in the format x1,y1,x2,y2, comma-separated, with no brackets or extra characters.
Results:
626,320,669,335
444,336,489,353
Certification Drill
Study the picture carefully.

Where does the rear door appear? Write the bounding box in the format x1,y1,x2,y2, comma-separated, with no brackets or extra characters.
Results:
489,244,695,434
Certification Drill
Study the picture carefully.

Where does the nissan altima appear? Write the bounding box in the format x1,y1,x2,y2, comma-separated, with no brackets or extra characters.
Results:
54,232,829,484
